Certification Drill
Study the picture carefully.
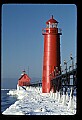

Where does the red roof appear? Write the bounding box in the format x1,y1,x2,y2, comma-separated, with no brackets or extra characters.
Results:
18,74,31,81
46,15,58,24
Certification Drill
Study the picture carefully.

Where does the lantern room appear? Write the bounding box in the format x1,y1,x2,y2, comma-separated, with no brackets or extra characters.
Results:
42,15,62,35
46,15,58,28
18,70,31,86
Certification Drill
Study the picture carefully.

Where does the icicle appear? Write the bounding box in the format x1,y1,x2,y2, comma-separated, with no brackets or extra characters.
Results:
53,93,55,99
58,91,61,102
67,87,74,109
68,96,73,109
55,90,59,100
50,91,53,98
62,91,66,105
66,91,69,102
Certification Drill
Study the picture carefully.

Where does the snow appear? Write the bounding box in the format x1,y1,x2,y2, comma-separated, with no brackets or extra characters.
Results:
2,86,76,115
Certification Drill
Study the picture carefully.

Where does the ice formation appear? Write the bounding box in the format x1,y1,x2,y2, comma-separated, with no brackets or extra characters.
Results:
2,86,76,115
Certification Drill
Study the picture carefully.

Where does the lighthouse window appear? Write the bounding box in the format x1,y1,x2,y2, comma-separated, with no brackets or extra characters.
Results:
46,24,49,28
46,23,58,28
51,24,54,28
52,24,53,28
54,23,58,28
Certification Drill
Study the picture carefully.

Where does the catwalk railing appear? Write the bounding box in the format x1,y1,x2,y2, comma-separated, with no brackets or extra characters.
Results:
51,55,77,96
27,55,77,96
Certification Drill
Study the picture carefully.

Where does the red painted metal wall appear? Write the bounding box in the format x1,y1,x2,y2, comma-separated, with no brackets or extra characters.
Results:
42,16,62,93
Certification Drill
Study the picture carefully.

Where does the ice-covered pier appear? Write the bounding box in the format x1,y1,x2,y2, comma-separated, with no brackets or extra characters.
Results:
2,86,76,115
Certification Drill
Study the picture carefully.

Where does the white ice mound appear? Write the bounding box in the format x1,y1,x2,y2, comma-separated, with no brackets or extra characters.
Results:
7,90,17,95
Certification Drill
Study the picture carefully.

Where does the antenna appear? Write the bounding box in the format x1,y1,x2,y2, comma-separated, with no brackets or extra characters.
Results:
52,15,53,19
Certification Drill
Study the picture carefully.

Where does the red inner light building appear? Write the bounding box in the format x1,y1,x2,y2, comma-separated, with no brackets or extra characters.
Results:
18,70,31,86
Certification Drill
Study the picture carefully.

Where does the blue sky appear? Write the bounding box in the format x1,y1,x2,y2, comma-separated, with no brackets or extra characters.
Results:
2,4,77,79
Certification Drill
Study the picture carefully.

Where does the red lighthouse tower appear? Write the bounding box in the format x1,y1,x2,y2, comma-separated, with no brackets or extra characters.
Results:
42,15,62,93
